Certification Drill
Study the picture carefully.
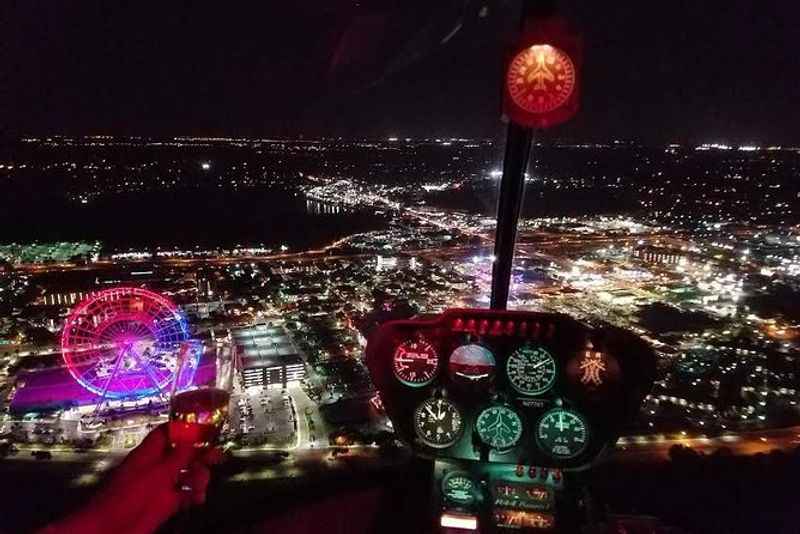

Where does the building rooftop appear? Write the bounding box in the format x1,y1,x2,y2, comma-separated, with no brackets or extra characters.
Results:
233,324,302,369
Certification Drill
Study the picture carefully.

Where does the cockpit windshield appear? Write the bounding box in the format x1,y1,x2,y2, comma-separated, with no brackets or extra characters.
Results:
1,2,799,534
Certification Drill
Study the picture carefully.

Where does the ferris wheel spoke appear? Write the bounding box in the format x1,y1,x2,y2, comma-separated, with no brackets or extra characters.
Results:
92,343,128,410
64,288,191,404
69,324,106,343
150,318,177,339
127,346,168,399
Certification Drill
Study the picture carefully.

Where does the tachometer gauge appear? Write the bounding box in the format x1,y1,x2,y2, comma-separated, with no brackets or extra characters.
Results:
507,345,557,396
448,344,496,386
414,397,464,448
441,471,477,506
475,405,524,450
393,338,439,387
535,408,588,459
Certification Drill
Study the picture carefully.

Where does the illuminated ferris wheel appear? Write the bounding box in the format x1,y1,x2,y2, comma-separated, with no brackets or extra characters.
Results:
61,287,200,400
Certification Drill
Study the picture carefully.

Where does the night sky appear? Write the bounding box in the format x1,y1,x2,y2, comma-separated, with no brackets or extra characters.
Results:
2,1,798,144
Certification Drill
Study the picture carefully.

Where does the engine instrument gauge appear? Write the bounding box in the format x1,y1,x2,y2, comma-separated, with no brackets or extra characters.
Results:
475,405,524,450
392,338,439,387
535,408,588,459
414,397,464,449
441,471,477,506
448,344,496,386
507,345,557,396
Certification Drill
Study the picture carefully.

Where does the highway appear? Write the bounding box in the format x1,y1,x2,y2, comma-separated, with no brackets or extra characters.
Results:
611,425,800,463
11,423,800,467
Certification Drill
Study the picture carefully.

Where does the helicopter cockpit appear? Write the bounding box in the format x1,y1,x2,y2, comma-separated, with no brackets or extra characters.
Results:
6,1,796,534
366,308,655,531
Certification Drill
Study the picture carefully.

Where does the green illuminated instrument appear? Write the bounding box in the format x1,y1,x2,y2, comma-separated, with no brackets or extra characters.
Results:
506,345,557,396
536,407,588,459
476,405,524,450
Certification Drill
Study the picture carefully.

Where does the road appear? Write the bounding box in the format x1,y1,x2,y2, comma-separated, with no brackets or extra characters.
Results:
215,342,235,391
11,423,800,468
287,383,330,449
611,425,800,462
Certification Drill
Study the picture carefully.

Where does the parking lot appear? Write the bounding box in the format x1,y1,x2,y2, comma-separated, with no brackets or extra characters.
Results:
230,387,296,448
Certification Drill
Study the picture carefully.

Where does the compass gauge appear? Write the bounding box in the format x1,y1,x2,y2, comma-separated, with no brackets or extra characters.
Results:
507,44,576,114
475,405,524,450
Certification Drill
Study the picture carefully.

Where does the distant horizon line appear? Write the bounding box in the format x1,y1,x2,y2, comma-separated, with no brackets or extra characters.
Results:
6,135,799,151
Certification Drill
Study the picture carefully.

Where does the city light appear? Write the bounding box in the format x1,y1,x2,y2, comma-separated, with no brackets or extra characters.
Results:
0,134,798,506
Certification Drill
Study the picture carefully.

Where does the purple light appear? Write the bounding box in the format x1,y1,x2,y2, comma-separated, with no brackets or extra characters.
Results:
61,287,199,399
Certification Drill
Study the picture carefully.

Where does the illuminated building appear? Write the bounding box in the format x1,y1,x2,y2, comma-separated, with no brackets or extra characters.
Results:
241,353,305,389
632,246,687,266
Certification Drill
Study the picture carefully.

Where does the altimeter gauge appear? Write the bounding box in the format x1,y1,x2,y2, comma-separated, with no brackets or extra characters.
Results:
414,397,464,449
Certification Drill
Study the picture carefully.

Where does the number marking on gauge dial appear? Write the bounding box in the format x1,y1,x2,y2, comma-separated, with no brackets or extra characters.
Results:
442,471,477,506
393,338,439,387
414,397,464,448
507,345,557,396
476,405,524,450
536,408,588,459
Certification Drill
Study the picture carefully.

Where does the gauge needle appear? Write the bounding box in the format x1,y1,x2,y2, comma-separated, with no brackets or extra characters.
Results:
530,360,549,370
558,413,565,432
426,406,437,419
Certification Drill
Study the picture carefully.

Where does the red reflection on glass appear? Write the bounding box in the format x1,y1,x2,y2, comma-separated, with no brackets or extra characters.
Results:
169,388,230,448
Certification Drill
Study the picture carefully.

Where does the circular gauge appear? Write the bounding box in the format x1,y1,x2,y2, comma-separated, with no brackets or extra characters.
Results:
441,471,477,506
475,405,524,450
393,338,439,387
507,345,557,396
414,397,464,449
507,44,576,114
448,344,496,386
535,408,588,459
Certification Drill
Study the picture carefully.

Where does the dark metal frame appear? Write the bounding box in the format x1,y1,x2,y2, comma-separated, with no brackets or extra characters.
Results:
489,0,557,310
489,123,533,309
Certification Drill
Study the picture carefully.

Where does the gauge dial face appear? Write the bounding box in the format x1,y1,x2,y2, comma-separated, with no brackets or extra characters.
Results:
414,397,464,449
448,344,496,385
507,44,576,114
442,471,477,506
476,405,524,450
393,338,439,387
536,408,588,459
507,345,557,396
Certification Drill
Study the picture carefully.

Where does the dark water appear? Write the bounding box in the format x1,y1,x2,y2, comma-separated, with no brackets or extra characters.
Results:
0,189,386,249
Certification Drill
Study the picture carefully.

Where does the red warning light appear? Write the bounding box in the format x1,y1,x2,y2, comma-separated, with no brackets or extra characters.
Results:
479,319,490,335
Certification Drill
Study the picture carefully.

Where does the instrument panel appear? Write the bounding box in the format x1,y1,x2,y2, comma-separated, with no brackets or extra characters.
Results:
432,459,563,532
366,308,656,469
